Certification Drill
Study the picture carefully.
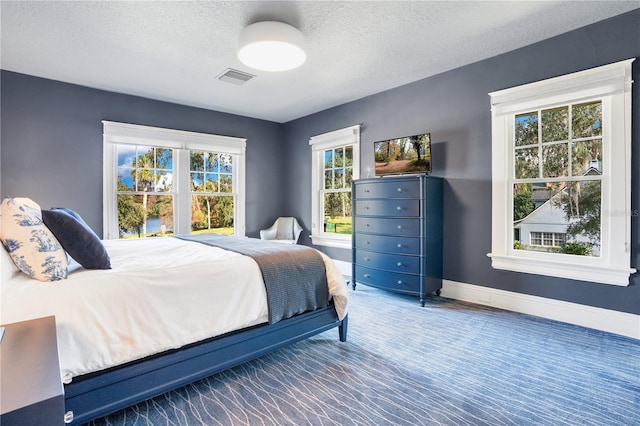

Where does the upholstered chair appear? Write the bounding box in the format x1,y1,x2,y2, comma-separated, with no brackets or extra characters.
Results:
260,217,303,244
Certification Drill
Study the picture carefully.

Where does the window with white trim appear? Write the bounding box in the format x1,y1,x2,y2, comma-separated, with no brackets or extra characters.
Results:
309,125,360,249
488,59,635,286
103,121,246,239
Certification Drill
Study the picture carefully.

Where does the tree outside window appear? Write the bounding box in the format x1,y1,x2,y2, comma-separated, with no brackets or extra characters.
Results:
512,101,602,256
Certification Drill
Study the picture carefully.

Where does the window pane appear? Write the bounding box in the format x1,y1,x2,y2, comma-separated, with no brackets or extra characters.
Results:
335,169,345,189
117,194,173,239
118,167,135,191
156,148,172,170
345,167,353,187
323,192,352,234
513,183,535,222
191,151,204,171
573,101,602,138
219,153,233,173
117,145,137,167
324,150,333,169
324,170,334,189
206,153,218,172
513,180,600,256
572,139,602,176
155,171,173,192
205,174,218,192
515,112,538,146
345,146,353,167
136,146,155,168
542,107,568,142
542,143,568,178
191,195,234,235
514,147,539,179
530,232,542,246
219,175,233,193
334,148,344,167
191,172,204,191
135,169,154,191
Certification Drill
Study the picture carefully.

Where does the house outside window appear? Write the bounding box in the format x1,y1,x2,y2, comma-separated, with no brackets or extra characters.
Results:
309,125,360,249
488,59,635,286
103,121,246,239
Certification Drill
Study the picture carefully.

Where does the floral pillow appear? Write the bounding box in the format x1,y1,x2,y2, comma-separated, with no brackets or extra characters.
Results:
0,197,68,281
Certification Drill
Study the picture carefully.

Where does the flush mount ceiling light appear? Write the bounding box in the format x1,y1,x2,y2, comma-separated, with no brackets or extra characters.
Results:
237,21,306,72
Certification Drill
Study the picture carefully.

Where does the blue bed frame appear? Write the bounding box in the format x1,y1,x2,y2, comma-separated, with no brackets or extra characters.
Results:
64,306,347,425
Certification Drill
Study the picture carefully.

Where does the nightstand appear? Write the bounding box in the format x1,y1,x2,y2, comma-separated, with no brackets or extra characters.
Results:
1,316,65,425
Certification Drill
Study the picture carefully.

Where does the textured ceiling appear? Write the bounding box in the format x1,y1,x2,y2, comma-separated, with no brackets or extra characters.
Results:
1,1,638,123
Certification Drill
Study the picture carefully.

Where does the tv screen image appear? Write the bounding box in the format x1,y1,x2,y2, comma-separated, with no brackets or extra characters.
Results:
374,133,431,176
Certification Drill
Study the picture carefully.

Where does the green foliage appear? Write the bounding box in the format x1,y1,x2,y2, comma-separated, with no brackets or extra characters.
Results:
117,194,146,237
513,184,535,221
560,241,592,256
324,192,352,220
562,180,601,244
191,195,234,231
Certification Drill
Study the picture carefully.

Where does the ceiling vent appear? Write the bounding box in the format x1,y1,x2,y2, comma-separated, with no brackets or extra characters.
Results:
217,68,256,85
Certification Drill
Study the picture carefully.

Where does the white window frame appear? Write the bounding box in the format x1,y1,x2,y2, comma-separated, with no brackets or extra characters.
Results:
309,125,360,249
103,121,246,239
488,59,635,286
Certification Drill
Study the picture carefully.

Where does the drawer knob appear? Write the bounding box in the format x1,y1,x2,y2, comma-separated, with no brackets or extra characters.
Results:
397,225,402,229
366,223,370,227
364,273,371,278
397,280,403,285
365,189,370,193
397,187,402,192
396,206,402,211
364,257,370,261
397,262,403,267
397,243,403,248
365,206,370,209
366,240,371,244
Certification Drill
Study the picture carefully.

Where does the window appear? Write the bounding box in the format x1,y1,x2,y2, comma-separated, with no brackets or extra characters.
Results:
103,121,246,239
309,125,360,248
529,232,566,249
488,59,635,286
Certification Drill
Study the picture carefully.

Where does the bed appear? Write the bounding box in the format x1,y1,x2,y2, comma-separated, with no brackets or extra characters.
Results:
1,232,348,424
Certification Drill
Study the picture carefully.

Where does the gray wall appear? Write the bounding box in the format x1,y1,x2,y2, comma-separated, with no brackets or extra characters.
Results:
284,10,640,315
0,71,285,237
2,10,638,315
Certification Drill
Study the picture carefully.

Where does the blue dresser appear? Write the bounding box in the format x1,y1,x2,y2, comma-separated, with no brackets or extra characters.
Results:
352,175,443,305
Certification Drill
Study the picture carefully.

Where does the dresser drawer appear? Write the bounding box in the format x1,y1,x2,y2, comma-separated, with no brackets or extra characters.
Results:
355,179,420,199
354,233,420,255
355,249,420,273
355,199,420,217
354,265,420,293
355,217,420,236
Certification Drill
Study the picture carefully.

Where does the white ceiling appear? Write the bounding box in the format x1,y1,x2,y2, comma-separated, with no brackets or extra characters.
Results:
1,1,638,123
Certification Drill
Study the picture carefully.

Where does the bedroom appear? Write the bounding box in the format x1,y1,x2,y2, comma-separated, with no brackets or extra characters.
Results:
1,1,639,425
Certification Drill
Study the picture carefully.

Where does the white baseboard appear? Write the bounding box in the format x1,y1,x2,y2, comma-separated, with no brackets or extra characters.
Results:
442,279,640,340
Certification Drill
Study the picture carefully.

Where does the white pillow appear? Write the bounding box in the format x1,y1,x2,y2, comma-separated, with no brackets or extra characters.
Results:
0,197,68,281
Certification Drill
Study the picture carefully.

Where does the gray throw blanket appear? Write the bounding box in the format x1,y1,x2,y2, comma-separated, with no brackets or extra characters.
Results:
175,235,329,324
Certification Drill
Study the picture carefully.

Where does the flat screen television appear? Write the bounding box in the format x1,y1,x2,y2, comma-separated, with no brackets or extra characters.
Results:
374,133,431,177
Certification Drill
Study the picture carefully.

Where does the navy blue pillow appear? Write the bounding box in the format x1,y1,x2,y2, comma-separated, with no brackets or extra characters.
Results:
42,208,111,269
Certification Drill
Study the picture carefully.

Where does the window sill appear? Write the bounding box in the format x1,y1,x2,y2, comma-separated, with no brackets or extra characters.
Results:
487,253,635,286
310,234,352,250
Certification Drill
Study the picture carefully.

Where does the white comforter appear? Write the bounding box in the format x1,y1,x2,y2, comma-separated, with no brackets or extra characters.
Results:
0,237,348,380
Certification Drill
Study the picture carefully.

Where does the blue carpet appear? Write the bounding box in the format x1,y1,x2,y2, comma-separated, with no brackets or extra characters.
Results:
88,286,640,425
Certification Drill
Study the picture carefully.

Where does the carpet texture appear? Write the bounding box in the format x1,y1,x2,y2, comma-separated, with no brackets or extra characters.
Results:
87,286,640,426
